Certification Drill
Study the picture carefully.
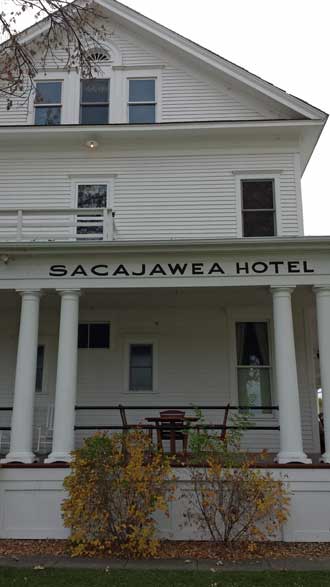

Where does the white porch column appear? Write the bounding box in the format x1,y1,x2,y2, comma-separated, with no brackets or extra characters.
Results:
1,290,42,464
271,287,311,464
45,289,80,463
314,286,330,463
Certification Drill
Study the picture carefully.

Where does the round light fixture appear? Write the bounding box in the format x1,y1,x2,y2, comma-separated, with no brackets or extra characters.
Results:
85,139,99,150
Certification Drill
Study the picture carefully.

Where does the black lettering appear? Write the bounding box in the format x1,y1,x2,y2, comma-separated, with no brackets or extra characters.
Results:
288,261,301,274
49,264,67,277
168,263,188,276
269,261,284,274
150,264,167,276
236,262,249,274
71,264,87,277
192,263,204,275
303,261,315,274
252,262,268,274
113,264,130,277
208,262,225,275
132,264,146,276
91,265,109,277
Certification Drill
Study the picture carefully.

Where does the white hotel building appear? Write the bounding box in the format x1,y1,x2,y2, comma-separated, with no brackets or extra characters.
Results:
0,0,329,541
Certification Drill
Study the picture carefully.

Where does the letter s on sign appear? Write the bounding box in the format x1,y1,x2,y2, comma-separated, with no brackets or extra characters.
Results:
49,265,68,277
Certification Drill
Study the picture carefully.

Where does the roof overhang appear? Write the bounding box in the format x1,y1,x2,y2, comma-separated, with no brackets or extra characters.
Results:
0,119,324,174
1,236,330,256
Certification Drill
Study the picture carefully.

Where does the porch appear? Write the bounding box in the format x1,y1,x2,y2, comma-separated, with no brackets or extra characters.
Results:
0,285,325,464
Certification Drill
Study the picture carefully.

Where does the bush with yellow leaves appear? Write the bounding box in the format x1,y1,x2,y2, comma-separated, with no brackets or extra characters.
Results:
185,413,290,544
62,430,173,558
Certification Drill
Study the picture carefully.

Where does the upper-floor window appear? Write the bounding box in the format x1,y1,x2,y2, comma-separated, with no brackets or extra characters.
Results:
80,79,110,124
128,79,156,124
77,183,108,239
34,81,62,125
241,179,276,237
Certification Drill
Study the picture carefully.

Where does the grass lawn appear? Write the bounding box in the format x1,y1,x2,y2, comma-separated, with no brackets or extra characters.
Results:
1,569,330,586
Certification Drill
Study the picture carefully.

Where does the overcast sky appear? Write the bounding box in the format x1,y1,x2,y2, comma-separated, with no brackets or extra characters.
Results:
9,0,330,235
121,0,329,236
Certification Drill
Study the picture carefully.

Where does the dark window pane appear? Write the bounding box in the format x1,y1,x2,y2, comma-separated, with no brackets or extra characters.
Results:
129,104,156,124
243,211,275,237
89,324,110,348
35,106,61,125
236,322,269,366
35,81,61,104
130,368,153,391
242,180,274,210
81,79,109,103
78,185,107,208
78,324,89,348
129,344,153,390
80,105,109,124
35,345,45,392
130,344,153,367
129,79,155,102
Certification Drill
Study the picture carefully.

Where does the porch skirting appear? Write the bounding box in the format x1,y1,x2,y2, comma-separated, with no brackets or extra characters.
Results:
0,467,330,542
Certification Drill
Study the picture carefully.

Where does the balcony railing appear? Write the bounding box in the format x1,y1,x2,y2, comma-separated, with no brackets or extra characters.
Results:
0,208,115,242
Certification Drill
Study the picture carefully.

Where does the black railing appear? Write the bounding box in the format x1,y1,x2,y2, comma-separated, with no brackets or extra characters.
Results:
74,404,280,433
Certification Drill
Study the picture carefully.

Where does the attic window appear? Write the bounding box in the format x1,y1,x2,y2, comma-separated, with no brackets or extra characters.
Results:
88,49,111,63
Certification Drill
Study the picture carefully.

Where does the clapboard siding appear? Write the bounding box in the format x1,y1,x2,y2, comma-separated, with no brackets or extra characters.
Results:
161,67,265,121
0,16,293,125
0,150,301,238
0,289,319,454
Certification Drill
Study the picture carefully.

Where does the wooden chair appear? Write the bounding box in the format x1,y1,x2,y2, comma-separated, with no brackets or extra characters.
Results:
157,409,188,455
220,403,231,442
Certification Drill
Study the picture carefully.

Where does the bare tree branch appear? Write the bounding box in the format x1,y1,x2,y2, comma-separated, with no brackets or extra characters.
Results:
0,0,111,105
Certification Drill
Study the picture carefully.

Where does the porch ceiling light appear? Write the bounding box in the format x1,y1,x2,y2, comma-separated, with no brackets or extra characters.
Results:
85,139,99,150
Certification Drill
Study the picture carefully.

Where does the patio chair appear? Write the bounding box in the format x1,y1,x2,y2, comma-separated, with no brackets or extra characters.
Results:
157,409,189,454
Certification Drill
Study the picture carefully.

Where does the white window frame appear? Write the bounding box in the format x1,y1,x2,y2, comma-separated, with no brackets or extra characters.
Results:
28,71,75,125
70,176,115,241
124,336,159,394
233,171,283,238
227,308,277,421
123,69,162,124
79,76,112,125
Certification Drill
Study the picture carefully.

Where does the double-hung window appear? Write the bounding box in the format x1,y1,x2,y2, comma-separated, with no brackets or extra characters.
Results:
34,81,62,125
236,322,272,414
129,344,153,391
80,79,110,124
128,79,156,123
241,179,276,237
76,183,108,240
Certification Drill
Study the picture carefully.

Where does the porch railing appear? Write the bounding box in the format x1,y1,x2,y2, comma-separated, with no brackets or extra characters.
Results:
74,404,280,434
0,208,115,242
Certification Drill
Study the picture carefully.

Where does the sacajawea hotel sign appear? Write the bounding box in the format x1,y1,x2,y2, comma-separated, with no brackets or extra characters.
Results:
49,259,315,278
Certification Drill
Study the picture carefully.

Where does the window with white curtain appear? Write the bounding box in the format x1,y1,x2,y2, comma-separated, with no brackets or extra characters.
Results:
236,322,272,414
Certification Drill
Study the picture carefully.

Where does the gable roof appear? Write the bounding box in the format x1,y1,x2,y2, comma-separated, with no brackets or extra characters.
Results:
18,0,328,122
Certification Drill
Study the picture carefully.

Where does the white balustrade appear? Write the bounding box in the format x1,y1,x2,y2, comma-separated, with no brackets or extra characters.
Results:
0,208,115,242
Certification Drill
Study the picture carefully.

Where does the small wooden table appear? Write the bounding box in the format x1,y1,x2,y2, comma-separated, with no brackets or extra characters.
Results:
145,416,199,454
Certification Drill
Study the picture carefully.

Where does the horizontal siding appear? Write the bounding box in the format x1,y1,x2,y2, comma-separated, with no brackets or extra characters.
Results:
162,67,266,122
0,151,300,239
0,18,290,125
0,291,318,454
